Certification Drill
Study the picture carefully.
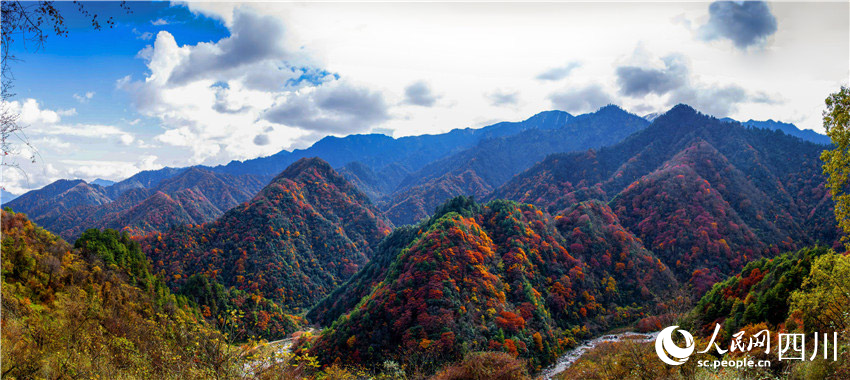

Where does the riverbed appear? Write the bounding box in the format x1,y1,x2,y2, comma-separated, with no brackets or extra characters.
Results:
539,331,660,379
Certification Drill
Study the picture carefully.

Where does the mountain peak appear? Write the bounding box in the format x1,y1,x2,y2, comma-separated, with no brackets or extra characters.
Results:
529,109,573,120
652,103,702,125
275,157,335,182
91,178,115,187
667,103,698,116
596,103,626,113
575,104,639,121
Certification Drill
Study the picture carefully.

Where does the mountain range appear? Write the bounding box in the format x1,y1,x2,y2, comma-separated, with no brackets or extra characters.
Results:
7,105,829,238
2,102,841,377
495,105,838,289
6,167,265,240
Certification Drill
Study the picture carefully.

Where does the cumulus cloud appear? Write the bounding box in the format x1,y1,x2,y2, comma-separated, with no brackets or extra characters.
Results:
119,7,389,164
263,82,390,134
151,18,169,26
548,84,612,114
403,81,439,107
0,99,150,193
536,62,582,81
616,48,782,117
14,98,61,125
167,10,291,86
486,89,519,106
616,55,688,96
699,1,778,49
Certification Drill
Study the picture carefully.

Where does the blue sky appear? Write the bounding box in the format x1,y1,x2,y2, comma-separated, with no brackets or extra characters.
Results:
2,1,848,194
11,2,227,120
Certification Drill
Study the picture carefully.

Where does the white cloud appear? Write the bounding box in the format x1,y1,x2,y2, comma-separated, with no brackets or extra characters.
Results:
120,7,390,164
34,137,72,150
72,91,95,103
56,108,77,116
0,99,148,193
133,28,153,40
186,2,847,135
61,155,161,181
13,98,61,125
151,18,169,26
613,47,786,118
39,124,135,145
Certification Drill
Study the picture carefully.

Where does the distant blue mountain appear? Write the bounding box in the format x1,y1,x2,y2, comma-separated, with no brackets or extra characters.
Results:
1,189,18,203
721,117,831,145
210,110,574,179
91,178,116,187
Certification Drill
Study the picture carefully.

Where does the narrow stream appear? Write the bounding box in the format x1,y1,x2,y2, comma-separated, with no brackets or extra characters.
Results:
539,331,660,380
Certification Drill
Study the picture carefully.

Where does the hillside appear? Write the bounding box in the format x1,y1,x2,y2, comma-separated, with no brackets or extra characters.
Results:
141,158,392,319
307,197,676,372
494,105,838,286
0,210,238,378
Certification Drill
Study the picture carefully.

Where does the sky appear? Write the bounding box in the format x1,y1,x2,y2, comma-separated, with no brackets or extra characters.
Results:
2,1,848,195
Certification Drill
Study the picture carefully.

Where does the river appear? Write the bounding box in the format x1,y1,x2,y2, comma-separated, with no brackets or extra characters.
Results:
539,331,660,379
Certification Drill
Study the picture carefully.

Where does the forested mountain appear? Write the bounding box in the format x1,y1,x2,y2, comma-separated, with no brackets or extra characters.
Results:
6,167,265,240
554,245,850,380
140,158,392,322
381,105,650,225
1,210,236,378
689,246,827,336
306,196,677,371
5,102,843,378
494,105,837,287
682,246,849,378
